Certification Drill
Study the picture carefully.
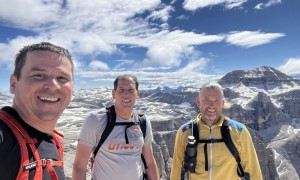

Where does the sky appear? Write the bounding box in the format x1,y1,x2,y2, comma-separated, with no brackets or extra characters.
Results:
0,0,299,92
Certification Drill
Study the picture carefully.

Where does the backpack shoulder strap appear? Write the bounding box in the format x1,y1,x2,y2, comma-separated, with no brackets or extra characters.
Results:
221,118,244,177
0,110,31,179
138,113,147,139
0,110,64,180
91,107,149,172
53,130,64,165
191,119,199,142
92,105,116,157
138,113,148,171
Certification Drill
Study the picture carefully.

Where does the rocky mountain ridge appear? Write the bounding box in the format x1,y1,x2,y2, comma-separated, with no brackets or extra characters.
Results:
218,66,300,89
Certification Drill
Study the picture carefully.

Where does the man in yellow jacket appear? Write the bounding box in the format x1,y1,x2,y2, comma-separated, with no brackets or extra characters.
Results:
170,83,262,180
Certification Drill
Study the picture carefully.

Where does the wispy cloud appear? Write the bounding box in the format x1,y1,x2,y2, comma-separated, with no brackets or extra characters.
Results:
88,60,110,71
0,0,284,69
183,0,248,11
78,59,220,89
278,57,300,75
114,60,135,70
254,0,281,10
0,0,161,57
146,5,174,23
0,0,223,68
225,31,285,48
176,58,209,75
0,0,290,90
0,36,50,65
0,0,63,29
139,30,224,67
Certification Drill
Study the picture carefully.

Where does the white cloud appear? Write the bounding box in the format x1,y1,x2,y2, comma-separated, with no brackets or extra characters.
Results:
254,0,281,10
254,3,264,10
88,60,110,71
77,61,221,90
137,66,172,71
0,36,50,66
140,30,223,67
0,0,284,72
71,32,117,55
176,14,189,21
225,31,285,48
0,35,85,74
183,0,247,11
146,5,174,22
0,0,290,91
278,58,300,75
176,58,209,75
0,0,159,77
0,0,62,29
0,0,225,71
143,41,184,67
114,60,135,70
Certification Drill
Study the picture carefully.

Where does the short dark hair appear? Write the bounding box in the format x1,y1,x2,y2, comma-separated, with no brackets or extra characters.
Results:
113,74,139,90
14,42,74,80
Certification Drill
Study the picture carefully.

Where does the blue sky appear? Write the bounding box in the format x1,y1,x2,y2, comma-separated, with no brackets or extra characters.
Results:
0,0,299,92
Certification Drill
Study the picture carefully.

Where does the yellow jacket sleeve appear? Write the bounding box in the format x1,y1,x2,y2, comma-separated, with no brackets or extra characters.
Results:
170,126,189,180
240,126,263,180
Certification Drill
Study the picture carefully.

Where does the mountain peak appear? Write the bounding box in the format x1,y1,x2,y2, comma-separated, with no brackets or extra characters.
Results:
255,66,292,79
218,66,296,87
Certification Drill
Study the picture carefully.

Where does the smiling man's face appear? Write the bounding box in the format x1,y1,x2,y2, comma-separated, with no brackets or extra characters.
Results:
10,50,73,123
196,88,224,126
112,77,140,111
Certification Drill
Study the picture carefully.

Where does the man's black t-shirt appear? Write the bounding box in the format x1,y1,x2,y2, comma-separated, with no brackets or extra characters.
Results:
0,106,65,180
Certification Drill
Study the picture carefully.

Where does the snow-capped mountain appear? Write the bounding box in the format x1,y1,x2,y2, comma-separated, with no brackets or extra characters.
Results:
0,92,12,106
218,66,300,180
219,66,299,88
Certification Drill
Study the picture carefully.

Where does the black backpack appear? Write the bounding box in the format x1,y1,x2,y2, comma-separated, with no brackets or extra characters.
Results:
182,118,244,178
91,105,148,178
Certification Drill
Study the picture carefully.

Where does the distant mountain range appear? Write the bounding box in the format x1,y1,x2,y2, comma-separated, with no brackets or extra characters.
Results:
1,66,299,179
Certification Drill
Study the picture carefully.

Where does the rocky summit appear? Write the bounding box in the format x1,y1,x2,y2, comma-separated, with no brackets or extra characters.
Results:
1,66,299,180
218,66,300,90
